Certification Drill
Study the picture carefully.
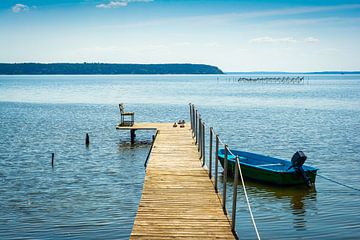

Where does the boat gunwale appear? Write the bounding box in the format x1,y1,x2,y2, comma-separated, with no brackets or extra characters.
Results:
218,149,319,173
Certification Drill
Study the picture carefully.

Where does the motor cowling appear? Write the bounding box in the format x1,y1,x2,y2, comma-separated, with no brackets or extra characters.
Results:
291,151,307,169
288,151,311,187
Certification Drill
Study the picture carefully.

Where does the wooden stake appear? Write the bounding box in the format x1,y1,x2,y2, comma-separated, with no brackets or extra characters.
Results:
85,133,90,146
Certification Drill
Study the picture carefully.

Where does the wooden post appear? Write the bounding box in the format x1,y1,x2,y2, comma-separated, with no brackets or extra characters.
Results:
85,133,90,146
202,122,205,167
231,156,240,234
198,117,201,153
189,103,192,131
130,129,136,144
209,127,213,179
223,145,228,214
215,134,219,193
195,110,198,144
51,153,54,168
192,104,195,137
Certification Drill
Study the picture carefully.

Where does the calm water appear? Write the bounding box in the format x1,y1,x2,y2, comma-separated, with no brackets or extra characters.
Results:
0,74,359,239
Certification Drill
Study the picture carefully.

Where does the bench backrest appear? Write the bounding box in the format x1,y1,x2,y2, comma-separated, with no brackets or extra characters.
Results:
119,103,125,114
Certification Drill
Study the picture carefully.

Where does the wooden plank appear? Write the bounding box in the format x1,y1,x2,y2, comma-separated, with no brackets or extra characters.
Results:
129,123,235,239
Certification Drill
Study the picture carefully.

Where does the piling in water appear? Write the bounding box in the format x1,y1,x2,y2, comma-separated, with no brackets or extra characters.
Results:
85,133,90,146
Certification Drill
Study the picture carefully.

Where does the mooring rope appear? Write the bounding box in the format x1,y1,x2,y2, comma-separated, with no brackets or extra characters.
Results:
227,148,261,240
317,173,360,192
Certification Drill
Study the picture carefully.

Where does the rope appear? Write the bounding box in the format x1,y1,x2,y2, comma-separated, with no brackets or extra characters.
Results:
317,173,360,192
236,158,261,240
192,106,261,239
228,148,237,158
218,135,226,146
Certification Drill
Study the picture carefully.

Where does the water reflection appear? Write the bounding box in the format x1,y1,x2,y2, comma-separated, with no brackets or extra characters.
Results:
248,181,317,231
224,176,317,231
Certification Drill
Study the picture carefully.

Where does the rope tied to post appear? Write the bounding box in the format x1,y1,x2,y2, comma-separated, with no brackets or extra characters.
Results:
228,148,261,240
189,103,261,239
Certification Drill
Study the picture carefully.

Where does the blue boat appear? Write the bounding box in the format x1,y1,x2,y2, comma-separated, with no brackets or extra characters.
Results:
218,149,318,186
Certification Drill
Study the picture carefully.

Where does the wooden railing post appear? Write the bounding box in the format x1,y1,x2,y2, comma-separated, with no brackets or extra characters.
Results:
192,104,195,137
209,127,213,179
198,118,202,153
195,110,198,144
215,134,219,193
223,145,228,214
232,156,239,234
189,103,193,131
202,122,205,166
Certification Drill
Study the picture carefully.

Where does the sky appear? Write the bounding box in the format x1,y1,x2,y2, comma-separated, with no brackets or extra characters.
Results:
0,0,360,72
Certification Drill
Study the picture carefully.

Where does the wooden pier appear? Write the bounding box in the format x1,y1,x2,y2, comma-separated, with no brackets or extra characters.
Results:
116,122,235,239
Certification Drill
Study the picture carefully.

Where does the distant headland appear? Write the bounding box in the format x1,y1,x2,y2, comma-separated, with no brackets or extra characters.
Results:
227,71,360,75
0,63,224,75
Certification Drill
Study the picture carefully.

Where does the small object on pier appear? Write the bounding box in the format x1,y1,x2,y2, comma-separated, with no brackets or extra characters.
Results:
173,122,177,127
179,119,185,127
85,133,90,146
51,153,54,168
119,103,134,126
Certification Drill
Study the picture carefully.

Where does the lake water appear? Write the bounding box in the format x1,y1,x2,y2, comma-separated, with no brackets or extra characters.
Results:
0,74,359,239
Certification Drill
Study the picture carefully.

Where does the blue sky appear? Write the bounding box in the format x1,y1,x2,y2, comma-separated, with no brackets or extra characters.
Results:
1,0,360,71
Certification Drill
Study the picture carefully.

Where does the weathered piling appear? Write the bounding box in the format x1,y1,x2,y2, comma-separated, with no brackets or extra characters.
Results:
85,133,90,146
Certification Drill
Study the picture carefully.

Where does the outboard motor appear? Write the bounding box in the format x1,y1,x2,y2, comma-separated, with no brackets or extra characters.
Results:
288,151,312,187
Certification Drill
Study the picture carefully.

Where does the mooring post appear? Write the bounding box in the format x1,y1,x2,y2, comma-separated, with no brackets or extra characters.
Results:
85,133,90,146
202,122,205,166
198,117,202,153
189,103,192,131
130,129,136,144
51,153,54,168
215,134,219,193
195,110,198,144
209,127,213,179
223,145,228,214
232,156,240,233
192,104,195,136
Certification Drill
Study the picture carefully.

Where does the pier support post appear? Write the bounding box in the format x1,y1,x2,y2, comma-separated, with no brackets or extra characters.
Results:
195,110,198,144
85,133,90,146
215,134,219,193
223,145,228,214
232,156,239,234
189,103,193,131
202,122,205,166
192,104,195,137
130,129,136,144
209,127,213,179
198,117,202,153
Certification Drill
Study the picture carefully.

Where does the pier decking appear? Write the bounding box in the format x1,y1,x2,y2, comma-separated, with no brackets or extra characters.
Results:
117,123,235,239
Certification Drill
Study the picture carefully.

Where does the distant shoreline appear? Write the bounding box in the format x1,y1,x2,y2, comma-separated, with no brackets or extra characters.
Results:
0,63,223,75
226,71,360,75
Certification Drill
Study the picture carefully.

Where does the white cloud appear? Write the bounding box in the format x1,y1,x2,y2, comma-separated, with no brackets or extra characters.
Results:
249,36,297,44
96,0,153,9
96,1,128,8
12,4,29,13
304,37,320,43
